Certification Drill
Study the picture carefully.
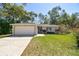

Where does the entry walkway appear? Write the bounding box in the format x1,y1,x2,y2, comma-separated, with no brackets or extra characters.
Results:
0,37,32,56
34,34,45,37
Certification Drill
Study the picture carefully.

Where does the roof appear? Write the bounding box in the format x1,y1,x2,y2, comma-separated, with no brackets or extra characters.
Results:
37,24,59,27
11,23,59,27
11,23,36,26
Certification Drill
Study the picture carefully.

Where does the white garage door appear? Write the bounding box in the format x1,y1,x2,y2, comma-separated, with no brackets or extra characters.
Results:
14,25,35,35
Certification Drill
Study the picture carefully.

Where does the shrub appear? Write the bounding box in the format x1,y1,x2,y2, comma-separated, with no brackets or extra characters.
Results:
0,19,11,35
75,32,79,47
57,25,70,34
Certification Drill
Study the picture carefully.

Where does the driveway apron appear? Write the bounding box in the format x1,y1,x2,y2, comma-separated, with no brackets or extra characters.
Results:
0,37,33,56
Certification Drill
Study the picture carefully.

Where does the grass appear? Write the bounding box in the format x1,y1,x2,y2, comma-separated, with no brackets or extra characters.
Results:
21,33,79,56
0,34,11,38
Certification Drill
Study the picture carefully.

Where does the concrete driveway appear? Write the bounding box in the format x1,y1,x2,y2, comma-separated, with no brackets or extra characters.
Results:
0,36,33,56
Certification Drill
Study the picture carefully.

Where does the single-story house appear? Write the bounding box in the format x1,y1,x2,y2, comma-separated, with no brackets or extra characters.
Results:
11,24,59,36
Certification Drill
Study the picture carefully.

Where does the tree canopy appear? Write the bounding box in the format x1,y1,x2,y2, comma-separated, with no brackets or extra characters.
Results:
0,3,37,23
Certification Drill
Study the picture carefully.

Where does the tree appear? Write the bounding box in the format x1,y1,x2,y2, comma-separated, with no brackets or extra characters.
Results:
38,13,49,24
0,3,37,23
58,10,70,26
48,6,61,24
26,11,37,23
0,3,33,23
43,15,50,24
70,13,79,28
38,13,45,24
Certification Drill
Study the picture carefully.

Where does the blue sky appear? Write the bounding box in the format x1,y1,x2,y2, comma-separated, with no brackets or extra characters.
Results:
25,3,79,15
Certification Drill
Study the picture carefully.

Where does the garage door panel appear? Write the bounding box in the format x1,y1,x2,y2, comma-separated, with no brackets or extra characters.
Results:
14,26,35,35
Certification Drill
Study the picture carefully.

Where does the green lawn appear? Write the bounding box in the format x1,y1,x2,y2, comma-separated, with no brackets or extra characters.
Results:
0,34,11,38
21,33,79,56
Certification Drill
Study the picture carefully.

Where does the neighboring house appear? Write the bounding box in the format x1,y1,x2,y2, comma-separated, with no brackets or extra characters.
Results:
11,24,59,36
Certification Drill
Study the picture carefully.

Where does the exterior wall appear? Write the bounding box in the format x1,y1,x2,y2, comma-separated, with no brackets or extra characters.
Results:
12,26,15,36
35,25,38,34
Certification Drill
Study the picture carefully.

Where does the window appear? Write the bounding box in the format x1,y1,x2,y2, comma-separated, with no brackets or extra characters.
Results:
47,27,52,32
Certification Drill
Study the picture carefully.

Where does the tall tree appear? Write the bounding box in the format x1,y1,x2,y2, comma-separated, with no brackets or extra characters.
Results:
38,13,45,24
48,6,61,24
38,13,49,24
0,3,35,23
27,11,37,23
58,10,70,25
70,13,79,28
0,3,26,23
43,15,49,24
